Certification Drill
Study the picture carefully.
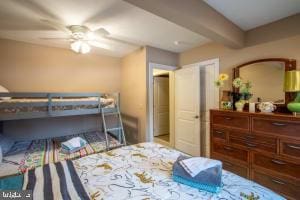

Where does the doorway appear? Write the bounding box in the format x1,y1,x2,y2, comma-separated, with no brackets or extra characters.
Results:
148,63,177,147
148,59,219,156
153,69,170,145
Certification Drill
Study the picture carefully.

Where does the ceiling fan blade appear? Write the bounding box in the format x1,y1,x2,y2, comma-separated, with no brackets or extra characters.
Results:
92,27,138,47
88,41,112,51
103,36,139,47
39,37,70,41
93,28,110,37
41,19,71,34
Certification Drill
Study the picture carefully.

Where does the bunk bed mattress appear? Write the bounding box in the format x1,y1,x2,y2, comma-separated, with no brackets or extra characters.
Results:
0,97,115,114
0,131,120,178
22,142,284,200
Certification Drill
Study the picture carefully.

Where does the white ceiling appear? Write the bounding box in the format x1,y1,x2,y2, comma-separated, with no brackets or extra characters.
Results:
204,0,300,31
0,0,209,57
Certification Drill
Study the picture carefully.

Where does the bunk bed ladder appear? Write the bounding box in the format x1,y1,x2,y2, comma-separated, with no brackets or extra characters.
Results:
101,106,126,150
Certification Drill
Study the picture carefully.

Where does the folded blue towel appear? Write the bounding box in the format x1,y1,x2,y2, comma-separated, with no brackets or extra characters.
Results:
172,155,222,193
173,174,221,193
61,137,87,154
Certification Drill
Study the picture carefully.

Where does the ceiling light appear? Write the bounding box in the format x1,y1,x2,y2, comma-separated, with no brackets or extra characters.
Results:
174,41,180,45
70,40,91,54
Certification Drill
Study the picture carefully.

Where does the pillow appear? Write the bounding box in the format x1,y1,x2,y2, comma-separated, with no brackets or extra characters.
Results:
0,134,15,155
0,85,11,100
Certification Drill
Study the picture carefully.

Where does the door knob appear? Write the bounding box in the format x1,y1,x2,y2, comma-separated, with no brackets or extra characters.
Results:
194,115,199,119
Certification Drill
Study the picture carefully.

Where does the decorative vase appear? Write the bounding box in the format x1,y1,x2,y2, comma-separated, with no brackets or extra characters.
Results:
258,102,276,113
221,90,233,110
235,100,245,112
221,101,233,110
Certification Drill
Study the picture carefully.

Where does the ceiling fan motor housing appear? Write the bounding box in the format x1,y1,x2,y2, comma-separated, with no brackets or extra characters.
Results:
68,25,90,40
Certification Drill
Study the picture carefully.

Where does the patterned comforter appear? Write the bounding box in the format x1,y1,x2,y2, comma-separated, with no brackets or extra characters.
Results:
0,131,120,178
22,143,284,200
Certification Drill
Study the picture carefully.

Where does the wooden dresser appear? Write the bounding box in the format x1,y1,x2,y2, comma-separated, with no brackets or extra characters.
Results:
210,109,300,200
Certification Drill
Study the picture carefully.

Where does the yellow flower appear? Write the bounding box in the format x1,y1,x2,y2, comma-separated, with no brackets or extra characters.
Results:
219,73,229,81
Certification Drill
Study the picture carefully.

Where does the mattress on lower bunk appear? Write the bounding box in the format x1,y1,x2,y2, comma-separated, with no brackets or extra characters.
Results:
0,97,115,114
0,131,120,178
22,142,284,200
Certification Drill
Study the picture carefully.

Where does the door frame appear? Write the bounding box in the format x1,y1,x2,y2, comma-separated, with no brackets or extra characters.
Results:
147,58,219,151
180,58,219,156
147,62,177,146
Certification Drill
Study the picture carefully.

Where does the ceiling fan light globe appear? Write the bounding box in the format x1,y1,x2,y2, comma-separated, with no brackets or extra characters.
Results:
80,42,91,54
70,40,91,54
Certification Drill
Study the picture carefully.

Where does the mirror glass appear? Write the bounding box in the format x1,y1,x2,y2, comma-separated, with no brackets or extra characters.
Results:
239,61,285,104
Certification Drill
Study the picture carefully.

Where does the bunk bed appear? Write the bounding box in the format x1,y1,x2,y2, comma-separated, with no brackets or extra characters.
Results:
0,92,124,178
0,92,118,121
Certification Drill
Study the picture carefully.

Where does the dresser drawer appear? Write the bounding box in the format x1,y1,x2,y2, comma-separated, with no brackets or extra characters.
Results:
212,154,248,178
229,131,277,153
212,141,248,162
253,153,300,179
252,117,300,138
280,139,300,159
253,170,299,200
212,113,249,130
211,128,227,141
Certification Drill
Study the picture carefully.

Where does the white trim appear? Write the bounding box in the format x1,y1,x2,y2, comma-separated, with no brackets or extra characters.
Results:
147,59,219,154
175,58,219,156
147,62,177,146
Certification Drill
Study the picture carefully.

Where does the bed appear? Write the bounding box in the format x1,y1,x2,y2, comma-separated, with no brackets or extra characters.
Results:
0,131,120,178
22,143,284,200
0,92,118,121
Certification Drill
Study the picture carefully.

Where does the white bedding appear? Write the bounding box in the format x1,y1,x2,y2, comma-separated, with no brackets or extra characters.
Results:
23,142,284,200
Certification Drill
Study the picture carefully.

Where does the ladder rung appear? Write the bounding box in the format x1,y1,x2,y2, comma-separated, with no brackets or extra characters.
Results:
101,108,118,113
103,112,119,116
108,144,126,149
107,127,122,132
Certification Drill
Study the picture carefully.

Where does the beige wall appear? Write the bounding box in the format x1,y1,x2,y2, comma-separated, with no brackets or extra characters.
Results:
0,39,121,139
180,35,300,90
0,39,121,93
146,46,178,67
120,46,178,142
120,47,147,142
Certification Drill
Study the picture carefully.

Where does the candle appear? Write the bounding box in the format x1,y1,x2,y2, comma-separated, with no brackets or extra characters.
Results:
249,103,256,112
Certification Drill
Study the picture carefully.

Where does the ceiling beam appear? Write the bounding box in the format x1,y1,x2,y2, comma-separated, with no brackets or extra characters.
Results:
246,13,300,47
124,0,245,48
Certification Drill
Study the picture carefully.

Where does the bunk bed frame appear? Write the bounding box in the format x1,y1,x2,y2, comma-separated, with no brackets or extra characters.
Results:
0,92,119,121
0,92,129,179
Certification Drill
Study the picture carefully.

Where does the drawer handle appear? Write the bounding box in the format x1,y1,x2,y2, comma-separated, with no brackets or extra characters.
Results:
245,143,257,147
224,117,232,120
271,122,286,126
271,179,285,185
223,162,233,167
245,135,255,139
271,159,286,165
224,146,233,151
287,144,300,150
215,131,224,134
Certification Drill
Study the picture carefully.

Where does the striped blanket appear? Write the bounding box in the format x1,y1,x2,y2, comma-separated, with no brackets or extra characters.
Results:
23,160,89,200
22,143,284,200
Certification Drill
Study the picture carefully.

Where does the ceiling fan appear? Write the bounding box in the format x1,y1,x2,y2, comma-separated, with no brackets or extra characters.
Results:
40,19,138,54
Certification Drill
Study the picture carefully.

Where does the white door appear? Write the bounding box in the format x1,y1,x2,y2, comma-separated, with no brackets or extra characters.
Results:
154,77,170,136
175,66,200,156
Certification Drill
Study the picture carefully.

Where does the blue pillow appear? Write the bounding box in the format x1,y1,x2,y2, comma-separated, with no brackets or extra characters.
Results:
0,134,15,155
